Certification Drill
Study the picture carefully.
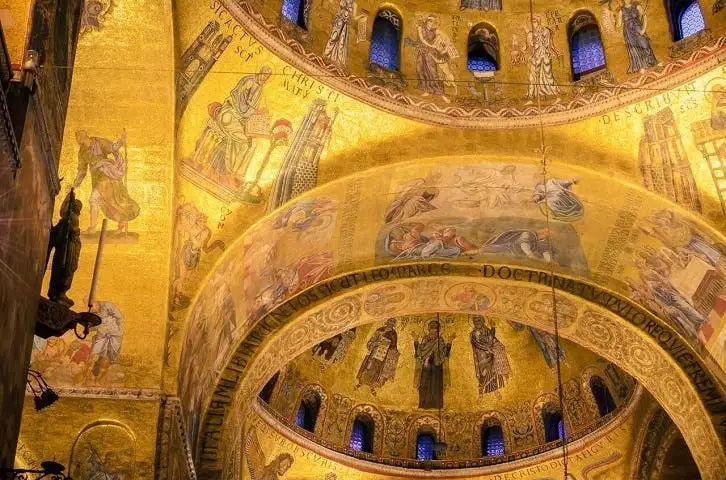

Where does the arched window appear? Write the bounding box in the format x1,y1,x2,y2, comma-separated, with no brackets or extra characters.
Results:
481,423,505,456
258,372,279,404
416,432,436,460
349,414,374,453
295,391,321,433
568,12,606,80
590,376,617,416
667,0,705,40
542,408,565,443
282,0,310,30
370,9,402,70
467,24,499,73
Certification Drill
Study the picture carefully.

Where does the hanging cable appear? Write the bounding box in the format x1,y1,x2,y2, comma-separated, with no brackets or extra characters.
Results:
529,0,569,476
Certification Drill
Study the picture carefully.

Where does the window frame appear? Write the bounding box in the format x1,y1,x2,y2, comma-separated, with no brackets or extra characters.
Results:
567,11,606,81
369,9,403,71
667,0,706,41
349,414,375,453
480,423,505,457
295,391,322,433
281,0,311,30
415,430,436,461
590,375,617,417
467,23,499,73
542,408,565,443
258,372,279,404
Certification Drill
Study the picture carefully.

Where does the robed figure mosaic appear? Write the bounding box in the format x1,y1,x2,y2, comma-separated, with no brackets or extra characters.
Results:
188,67,272,187
524,16,561,101
414,320,453,409
73,130,140,234
470,316,510,397
611,0,657,74
357,320,399,391
323,0,353,68
532,178,584,222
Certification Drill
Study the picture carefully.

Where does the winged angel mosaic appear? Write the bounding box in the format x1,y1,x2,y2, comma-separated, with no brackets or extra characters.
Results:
245,428,337,480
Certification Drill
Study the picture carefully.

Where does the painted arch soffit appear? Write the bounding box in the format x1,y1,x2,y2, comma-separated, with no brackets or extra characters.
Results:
206,273,726,480
210,0,726,128
177,156,726,399
175,158,726,476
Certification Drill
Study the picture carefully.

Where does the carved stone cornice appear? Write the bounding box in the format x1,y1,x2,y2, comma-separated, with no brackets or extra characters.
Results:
156,397,197,480
25,386,164,401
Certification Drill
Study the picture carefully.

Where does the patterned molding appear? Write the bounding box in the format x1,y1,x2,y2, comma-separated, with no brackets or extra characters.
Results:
630,406,675,480
253,386,641,478
221,0,726,128
25,386,164,400
208,269,726,480
157,397,198,480
29,90,60,197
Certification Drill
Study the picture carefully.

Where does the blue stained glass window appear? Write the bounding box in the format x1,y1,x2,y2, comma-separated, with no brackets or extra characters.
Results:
571,26,605,79
295,404,306,428
468,55,497,72
482,425,505,456
590,376,617,417
282,0,307,29
543,410,564,443
416,434,435,461
679,1,705,39
295,393,321,433
370,12,401,70
350,417,374,453
350,422,365,451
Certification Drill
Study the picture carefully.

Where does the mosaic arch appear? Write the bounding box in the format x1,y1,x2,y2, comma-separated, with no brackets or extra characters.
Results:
68,421,136,480
204,0,726,128
205,274,726,480
177,155,726,411
171,155,726,477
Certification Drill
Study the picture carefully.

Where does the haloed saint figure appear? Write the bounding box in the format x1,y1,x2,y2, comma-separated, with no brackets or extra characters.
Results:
414,320,454,409
357,319,400,392
470,316,510,398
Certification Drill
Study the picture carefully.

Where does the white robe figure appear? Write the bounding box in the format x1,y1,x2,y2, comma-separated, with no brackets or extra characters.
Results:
323,0,353,68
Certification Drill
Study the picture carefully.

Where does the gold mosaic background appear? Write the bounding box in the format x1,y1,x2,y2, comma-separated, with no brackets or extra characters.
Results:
10,0,726,478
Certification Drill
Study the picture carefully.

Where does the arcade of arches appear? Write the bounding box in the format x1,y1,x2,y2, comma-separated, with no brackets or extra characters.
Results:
2,0,726,479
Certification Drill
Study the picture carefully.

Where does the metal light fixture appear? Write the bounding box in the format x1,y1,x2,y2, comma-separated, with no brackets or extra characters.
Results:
0,461,71,479
26,369,59,411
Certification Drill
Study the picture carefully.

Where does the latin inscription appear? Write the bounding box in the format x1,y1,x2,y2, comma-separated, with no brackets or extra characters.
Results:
209,1,264,62
197,263,726,466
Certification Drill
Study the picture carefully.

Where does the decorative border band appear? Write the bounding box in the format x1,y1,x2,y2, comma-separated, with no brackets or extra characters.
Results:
221,0,726,128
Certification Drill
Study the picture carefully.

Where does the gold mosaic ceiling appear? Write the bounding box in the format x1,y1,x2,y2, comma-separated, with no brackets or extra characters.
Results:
13,0,726,479
275,313,629,413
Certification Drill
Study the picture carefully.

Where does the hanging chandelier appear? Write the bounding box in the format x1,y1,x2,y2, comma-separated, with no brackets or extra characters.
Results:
26,369,59,411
